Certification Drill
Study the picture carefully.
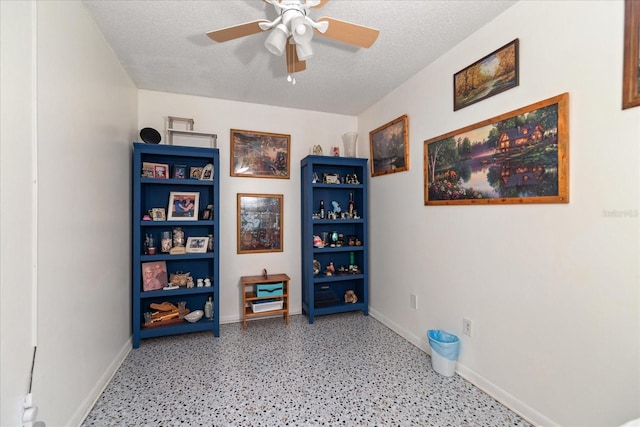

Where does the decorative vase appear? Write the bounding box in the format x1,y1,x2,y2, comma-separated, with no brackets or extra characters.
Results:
342,132,358,157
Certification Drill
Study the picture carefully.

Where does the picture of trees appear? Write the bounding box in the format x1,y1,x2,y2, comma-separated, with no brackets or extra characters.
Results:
454,39,519,111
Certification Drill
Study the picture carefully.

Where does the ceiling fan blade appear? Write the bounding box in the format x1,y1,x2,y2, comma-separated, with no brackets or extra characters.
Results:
286,42,307,73
207,20,269,43
316,17,379,48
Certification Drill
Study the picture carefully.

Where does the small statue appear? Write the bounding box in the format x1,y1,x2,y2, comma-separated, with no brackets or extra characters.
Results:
331,201,341,213
186,277,195,288
344,290,358,303
324,262,335,276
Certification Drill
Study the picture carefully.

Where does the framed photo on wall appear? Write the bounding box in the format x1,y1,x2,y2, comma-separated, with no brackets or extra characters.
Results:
237,193,283,254
369,114,410,177
231,129,290,178
623,0,640,109
424,93,569,206
453,39,519,111
167,191,199,220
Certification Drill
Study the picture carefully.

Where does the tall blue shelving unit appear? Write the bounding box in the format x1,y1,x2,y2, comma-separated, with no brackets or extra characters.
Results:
301,155,369,324
132,143,219,348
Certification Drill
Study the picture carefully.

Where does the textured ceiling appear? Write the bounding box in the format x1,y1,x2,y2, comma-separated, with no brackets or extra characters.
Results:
82,0,517,115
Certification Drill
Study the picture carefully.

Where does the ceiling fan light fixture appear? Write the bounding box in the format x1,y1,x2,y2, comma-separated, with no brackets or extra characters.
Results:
295,41,314,61
264,23,289,56
290,15,313,45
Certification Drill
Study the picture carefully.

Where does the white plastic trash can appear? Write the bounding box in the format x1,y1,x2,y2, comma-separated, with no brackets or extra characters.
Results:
427,329,460,377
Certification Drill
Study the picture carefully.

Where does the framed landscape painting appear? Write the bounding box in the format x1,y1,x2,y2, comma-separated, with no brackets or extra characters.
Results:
454,39,519,111
231,129,290,178
424,93,569,206
623,0,640,109
369,114,410,177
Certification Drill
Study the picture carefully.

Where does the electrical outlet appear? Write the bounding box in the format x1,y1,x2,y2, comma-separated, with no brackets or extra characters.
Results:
410,293,417,309
463,318,472,336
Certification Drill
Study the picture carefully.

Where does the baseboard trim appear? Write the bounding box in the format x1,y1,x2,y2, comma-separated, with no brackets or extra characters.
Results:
73,337,132,426
368,308,556,427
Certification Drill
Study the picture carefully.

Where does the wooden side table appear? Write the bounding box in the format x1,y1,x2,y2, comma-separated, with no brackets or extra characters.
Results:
240,273,290,330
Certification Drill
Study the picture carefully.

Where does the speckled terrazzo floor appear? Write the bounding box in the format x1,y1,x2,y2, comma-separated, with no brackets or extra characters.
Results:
82,313,532,426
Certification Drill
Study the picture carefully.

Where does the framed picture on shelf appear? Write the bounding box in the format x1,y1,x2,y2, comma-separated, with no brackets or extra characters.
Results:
153,163,169,179
141,260,168,291
172,164,187,179
369,114,410,177
454,39,519,111
186,236,209,253
231,129,290,178
237,193,283,254
424,93,569,206
201,208,213,220
200,163,214,180
190,167,203,179
167,191,200,220
142,162,155,178
623,0,640,109
151,208,166,221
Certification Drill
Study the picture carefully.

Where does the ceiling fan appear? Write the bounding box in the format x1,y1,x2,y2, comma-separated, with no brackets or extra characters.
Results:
206,0,380,77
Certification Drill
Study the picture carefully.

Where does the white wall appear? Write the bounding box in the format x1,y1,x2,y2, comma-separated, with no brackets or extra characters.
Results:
359,1,639,426
3,1,638,427
138,90,357,322
1,2,138,426
1,2,38,425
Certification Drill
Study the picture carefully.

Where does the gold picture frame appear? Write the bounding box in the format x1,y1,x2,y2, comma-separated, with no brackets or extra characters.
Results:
454,39,519,111
623,0,640,109
237,193,283,254
369,114,410,177
424,93,569,206
231,129,290,178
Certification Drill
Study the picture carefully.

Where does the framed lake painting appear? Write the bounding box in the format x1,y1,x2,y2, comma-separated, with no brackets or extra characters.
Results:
424,93,569,206
369,114,410,177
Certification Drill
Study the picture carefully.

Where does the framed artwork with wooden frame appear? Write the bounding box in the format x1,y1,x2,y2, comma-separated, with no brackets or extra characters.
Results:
424,93,569,206
369,114,410,177
623,0,640,109
454,39,519,111
237,193,283,254
231,129,290,178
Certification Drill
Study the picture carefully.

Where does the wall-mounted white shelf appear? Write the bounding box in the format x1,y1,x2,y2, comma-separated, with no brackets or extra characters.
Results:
167,116,217,148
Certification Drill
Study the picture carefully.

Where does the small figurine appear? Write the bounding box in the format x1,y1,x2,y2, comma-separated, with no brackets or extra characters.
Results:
324,262,335,276
186,277,195,288
344,290,358,303
313,259,321,275
331,201,341,213
313,235,323,247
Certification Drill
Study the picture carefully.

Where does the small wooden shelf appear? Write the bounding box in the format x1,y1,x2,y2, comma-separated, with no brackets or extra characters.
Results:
167,116,217,147
240,273,290,330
